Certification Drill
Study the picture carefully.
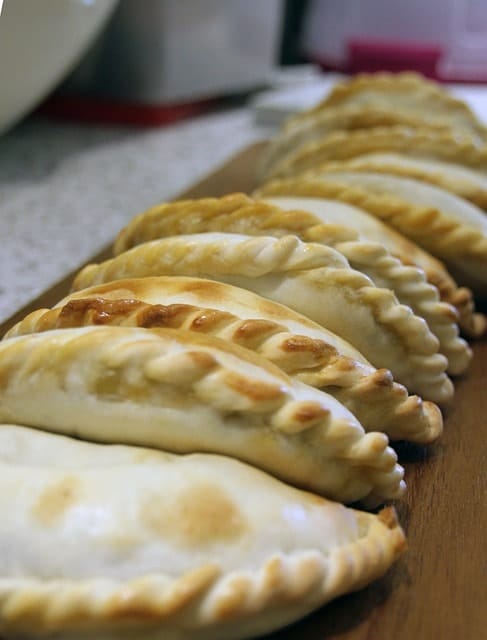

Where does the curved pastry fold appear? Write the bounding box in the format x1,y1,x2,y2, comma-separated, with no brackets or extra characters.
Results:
0,326,406,504
258,104,459,180
262,126,487,182
314,153,487,211
112,194,471,375
256,176,486,337
301,170,487,297
291,72,487,142
73,232,453,404
0,424,406,639
6,276,443,443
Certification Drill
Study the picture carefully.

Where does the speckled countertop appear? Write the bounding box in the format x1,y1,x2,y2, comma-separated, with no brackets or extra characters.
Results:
0,107,270,324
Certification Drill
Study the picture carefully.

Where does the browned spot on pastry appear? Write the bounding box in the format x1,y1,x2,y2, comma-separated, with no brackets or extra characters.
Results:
225,371,284,403
190,308,234,332
293,401,330,424
233,319,280,343
140,483,247,546
32,476,81,526
57,298,145,327
136,303,196,329
282,336,336,359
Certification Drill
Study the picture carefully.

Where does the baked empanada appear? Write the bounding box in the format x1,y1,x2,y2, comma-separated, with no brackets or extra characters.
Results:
0,423,406,639
73,232,452,403
0,326,405,504
296,72,487,142
255,176,484,338
259,104,458,180
300,170,487,297
316,153,487,211
262,126,487,182
5,276,443,443
112,194,471,375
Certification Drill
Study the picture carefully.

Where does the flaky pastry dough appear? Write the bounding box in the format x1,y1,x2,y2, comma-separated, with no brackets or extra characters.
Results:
0,326,406,504
294,72,487,142
0,424,406,639
262,126,487,182
255,174,487,334
112,194,470,375
73,232,452,403
5,277,443,442
315,153,487,211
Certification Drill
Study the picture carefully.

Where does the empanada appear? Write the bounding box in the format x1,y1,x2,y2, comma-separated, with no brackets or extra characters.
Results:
259,104,457,180
0,423,406,639
0,326,405,504
315,153,487,211
112,194,471,375
296,72,487,142
298,170,487,297
262,126,487,182
73,232,453,403
5,276,443,443
255,176,484,337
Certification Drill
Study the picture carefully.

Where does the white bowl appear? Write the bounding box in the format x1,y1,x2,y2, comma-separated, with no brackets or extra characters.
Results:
0,0,117,135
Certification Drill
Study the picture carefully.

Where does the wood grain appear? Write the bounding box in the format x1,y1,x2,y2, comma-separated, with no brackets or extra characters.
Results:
1,141,486,640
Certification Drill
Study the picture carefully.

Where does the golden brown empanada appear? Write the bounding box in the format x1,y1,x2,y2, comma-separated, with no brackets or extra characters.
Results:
315,153,487,211
5,276,443,443
297,72,487,142
262,126,487,182
112,194,471,375
259,104,458,180
73,232,452,403
0,423,406,639
255,176,484,338
298,170,487,297
0,326,406,504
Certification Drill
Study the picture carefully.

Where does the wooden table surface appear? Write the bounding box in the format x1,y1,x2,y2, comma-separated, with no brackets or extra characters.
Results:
1,142,486,640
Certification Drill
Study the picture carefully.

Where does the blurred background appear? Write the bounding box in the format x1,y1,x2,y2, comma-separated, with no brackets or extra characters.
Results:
3,0,487,135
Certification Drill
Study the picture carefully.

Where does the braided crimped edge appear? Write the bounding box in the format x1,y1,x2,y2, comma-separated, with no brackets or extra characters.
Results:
71,233,452,404
0,507,405,638
294,71,487,138
314,156,487,211
334,240,471,375
109,195,470,375
4,297,443,442
75,233,351,291
262,126,487,182
114,193,259,255
255,176,485,336
0,326,405,504
114,193,359,257
259,104,459,180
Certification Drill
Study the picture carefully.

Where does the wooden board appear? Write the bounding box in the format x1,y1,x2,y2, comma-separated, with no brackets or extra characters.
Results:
1,142,486,640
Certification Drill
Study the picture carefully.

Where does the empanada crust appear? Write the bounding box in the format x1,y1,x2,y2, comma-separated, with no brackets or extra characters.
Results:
5,276,443,443
112,194,471,375
73,232,453,403
0,424,406,639
0,326,406,504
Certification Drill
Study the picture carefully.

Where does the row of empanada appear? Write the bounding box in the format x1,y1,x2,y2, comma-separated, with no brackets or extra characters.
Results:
258,72,487,302
4,71,483,638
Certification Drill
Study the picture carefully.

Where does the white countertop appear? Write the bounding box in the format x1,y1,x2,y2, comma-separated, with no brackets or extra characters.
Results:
0,107,269,324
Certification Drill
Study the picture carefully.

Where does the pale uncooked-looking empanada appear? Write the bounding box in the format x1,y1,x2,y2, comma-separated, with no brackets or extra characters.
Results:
295,72,487,142
5,276,443,443
259,104,457,180
73,232,452,403
0,326,405,504
0,423,406,639
112,193,470,375
316,153,487,211
255,176,484,338
302,170,487,297
262,126,487,182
